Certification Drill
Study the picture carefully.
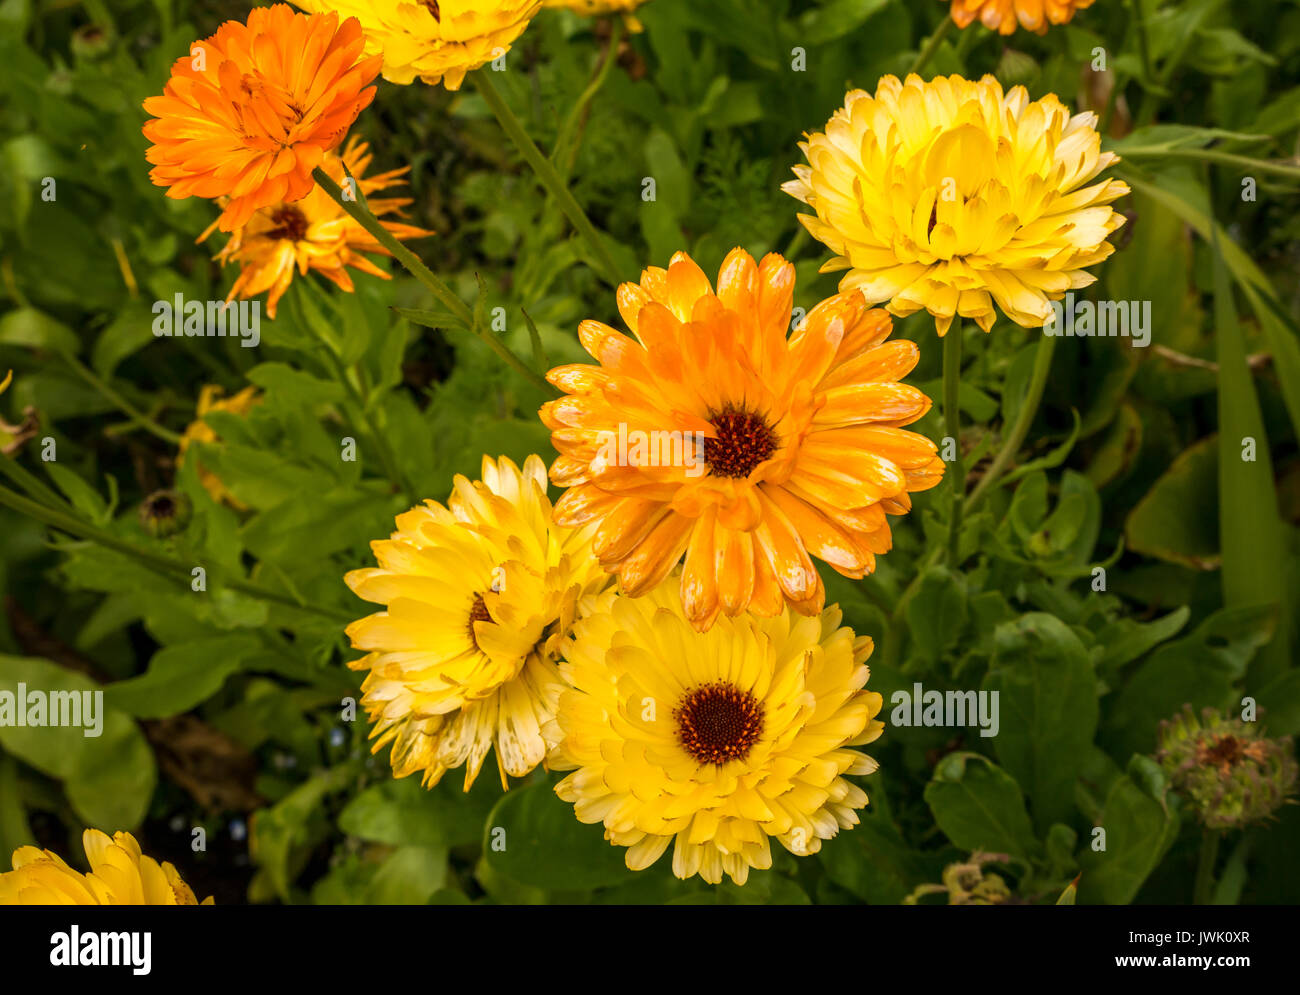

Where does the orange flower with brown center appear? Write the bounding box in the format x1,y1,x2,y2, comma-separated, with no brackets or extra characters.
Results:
540,248,944,631
143,4,383,231
202,137,433,319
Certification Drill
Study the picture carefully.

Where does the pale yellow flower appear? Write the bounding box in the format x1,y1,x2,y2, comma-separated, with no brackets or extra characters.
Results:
293,0,542,89
345,455,611,790
784,74,1129,335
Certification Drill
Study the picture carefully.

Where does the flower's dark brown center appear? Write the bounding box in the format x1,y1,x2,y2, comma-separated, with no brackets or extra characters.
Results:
1197,734,1266,774
703,407,777,479
467,593,492,647
674,682,764,766
265,205,309,242
144,494,176,518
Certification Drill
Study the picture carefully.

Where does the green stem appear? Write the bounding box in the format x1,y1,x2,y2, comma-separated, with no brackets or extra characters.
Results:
554,18,625,181
1129,0,1157,127
311,167,473,328
1119,146,1300,181
967,330,1056,511
1193,828,1221,905
943,324,965,564
472,72,623,288
311,167,551,393
0,481,351,624
61,352,182,445
908,16,954,77
0,450,72,512
293,282,419,505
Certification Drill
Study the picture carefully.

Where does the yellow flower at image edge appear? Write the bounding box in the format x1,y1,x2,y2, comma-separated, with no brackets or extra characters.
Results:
948,0,1095,35
548,578,884,886
345,455,609,790
293,1,542,90
0,368,38,456
784,74,1129,335
203,136,434,320
541,248,944,631
178,385,261,509
544,0,650,21
142,4,382,232
0,830,212,905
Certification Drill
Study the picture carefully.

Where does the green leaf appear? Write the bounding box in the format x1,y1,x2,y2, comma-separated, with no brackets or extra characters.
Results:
91,302,158,378
0,654,155,829
797,0,892,46
0,307,80,354
1095,606,1190,671
246,362,345,405
1078,768,1179,905
985,614,1099,832
904,565,966,659
339,775,502,850
481,778,635,892
367,845,448,905
1120,169,1300,463
103,635,258,718
251,766,350,903
0,750,33,856
1125,435,1219,569
1211,231,1291,685
1106,604,1276,758
817,809,936,905
924,753,1040,861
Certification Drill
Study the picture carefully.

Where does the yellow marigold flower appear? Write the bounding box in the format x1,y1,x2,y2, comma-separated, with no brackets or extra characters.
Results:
201,137,434,320
293,0,542,90
783,74,1129,335
178,385,261,509
142,4,382,232
549,579,884,886
0,830,212,905
948,0,1095,35
345,455,610,790
539,248,943,631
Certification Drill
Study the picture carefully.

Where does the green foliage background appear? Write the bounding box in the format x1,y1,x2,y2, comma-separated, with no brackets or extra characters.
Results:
0,0,1298,904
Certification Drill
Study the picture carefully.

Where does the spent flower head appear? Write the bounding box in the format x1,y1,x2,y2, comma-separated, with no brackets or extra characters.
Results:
1156,705,1298,831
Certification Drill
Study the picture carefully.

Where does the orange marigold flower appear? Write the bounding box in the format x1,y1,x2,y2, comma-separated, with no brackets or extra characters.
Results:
201,136,433,319
143,4,383,232
539,248,945,631
947,0,1094,34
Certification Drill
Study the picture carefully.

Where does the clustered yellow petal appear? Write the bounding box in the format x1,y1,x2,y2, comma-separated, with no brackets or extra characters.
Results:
948,0,1095,35
345,455,610,790
293,0,542,90
783,73,1129,335
549,577,884,885
0,830,212,905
